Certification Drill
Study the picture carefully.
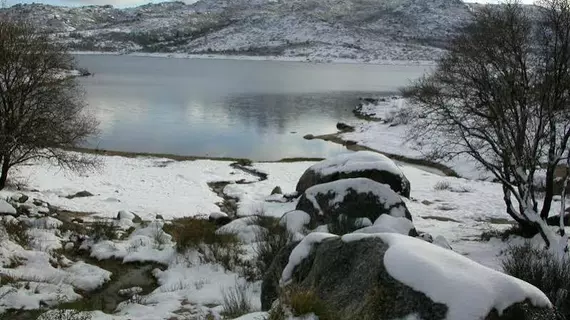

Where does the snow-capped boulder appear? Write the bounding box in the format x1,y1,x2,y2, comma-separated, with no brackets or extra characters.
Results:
117,210,135,221
270,233,560,320
295,151,411,198
208,211,232,226
296,178,412,233
0,199,17,216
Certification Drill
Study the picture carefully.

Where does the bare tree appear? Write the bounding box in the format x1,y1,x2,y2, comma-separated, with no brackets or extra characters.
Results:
402,0,570,253
0,21,99,190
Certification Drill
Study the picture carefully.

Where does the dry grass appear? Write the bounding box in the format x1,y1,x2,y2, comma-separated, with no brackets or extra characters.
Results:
163,217,245,272
2,219,31,249
269,286,337,320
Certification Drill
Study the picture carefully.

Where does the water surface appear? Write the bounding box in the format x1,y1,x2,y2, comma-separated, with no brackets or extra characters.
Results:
77,55,429,160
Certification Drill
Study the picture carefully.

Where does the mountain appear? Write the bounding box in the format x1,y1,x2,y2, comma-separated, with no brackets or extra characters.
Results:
0,0,475,62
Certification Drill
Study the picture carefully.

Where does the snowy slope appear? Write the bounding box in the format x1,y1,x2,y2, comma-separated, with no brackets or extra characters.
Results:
0,0,475,62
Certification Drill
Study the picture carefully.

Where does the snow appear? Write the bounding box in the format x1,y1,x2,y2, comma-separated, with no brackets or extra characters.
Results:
87,221,176,264
342,98,490,180
1,156,254,220
223,162,314,217
308,151,405,178
280,232,336,285
303,178,406,217
279,210,311,236
354,215,414,235
0,150,567,319
234,312,269,320
375,232,552,319
216,216,262,244
0,200,16,215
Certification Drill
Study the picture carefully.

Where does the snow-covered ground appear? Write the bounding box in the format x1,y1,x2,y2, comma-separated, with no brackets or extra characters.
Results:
0,152,566,319
341,97,490,179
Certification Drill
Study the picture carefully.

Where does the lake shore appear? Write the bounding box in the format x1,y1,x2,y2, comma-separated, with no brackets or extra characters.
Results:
71,51,438,66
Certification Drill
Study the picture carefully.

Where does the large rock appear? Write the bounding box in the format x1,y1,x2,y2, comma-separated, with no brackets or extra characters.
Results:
296,177,412,231
271,233,559,320
295,151,411,198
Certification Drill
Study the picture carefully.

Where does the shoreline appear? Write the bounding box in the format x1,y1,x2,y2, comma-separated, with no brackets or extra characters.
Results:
304,132,459,177
71,51,438,67
66,147,325,163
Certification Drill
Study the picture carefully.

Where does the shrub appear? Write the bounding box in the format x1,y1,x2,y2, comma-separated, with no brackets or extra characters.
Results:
253,215,294,280
37,309,92,320
222,280,253,318
502,242,570,318
88,219,117,241
433,180,451,191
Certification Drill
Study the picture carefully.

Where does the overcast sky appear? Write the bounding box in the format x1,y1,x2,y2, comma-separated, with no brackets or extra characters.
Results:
5,0,537,9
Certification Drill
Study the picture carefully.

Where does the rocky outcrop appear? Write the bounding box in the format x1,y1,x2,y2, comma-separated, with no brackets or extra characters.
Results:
295,151,411,198
268,234,559,320
296,178,412,231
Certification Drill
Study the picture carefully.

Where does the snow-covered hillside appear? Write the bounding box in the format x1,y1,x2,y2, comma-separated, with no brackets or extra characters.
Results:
0,0,475,62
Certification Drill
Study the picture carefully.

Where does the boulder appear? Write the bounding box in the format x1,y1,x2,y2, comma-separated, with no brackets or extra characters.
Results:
296,178,412,231
295,151,410,198
271,233,559,320
0,199,17,216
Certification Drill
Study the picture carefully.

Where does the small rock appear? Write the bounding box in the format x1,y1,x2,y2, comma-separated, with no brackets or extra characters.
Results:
421,200,433,206
209,211,232,226
336,122,354,132
33,199,48,207
344,140,357,146
64,242,75,251
418,232,434,243
117,210,135,221
11,194,29,203
270,186,282,195
66,191,94,199
71,218,84,224
132,213,143,224
0,199,17,216
303,134,315,140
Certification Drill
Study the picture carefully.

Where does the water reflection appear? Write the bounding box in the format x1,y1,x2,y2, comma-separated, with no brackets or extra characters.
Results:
77,55,428,160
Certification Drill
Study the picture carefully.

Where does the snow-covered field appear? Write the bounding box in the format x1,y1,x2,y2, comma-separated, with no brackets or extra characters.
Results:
0,152,565,319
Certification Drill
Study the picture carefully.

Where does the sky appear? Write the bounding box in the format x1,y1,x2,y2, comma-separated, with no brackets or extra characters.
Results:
4,0,537,9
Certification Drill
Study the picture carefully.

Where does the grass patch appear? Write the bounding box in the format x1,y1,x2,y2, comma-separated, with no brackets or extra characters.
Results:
87,219,118,241
163,217,245,271
502,242,570,319
222,280,253,318
253,215,294,281
2,219,31,249
269,286,337,320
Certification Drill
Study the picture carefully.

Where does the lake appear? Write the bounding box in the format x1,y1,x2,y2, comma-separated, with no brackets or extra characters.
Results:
76,54,429,161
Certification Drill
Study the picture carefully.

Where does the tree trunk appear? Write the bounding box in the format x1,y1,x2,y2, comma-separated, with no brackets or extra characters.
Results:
0,154,10,190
